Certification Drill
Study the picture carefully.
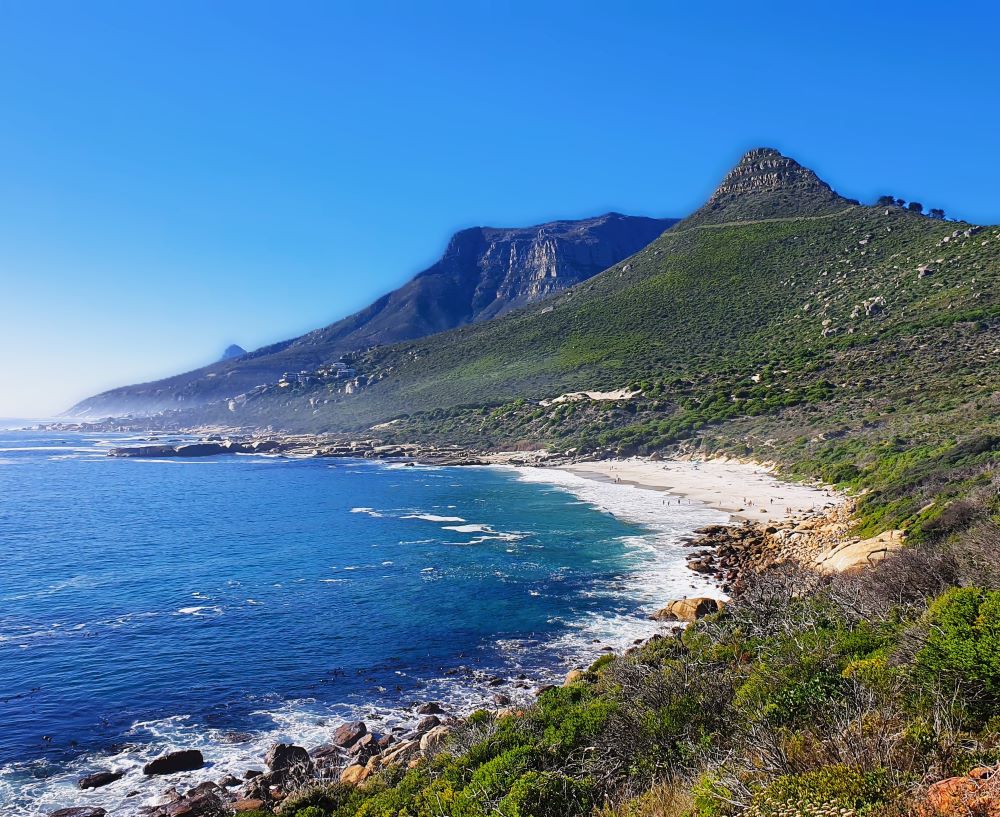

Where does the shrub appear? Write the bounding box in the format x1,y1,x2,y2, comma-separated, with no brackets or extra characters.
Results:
747,765,896,816
909,587,1000,722
499,771,593,817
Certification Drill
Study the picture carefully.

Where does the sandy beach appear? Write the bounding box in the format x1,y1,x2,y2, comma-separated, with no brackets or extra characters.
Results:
564,458,841,524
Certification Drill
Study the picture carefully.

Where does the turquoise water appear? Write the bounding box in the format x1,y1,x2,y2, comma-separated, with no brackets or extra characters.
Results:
0,427,723,814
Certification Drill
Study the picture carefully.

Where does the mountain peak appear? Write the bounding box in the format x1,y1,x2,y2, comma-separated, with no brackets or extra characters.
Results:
220,344,247,361
682,147,854,227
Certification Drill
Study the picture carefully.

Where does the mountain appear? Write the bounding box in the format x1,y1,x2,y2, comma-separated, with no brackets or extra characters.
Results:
69,212,674,417
185,148,997,531
681,146,855,227
220,344,247,361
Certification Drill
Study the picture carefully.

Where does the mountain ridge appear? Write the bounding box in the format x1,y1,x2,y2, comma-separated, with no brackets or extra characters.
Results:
69,212,675,417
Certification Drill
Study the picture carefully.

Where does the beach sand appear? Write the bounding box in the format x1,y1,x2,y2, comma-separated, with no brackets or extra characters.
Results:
564,458,841,524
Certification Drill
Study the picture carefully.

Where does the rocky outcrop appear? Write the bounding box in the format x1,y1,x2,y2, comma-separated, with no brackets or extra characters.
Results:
78,770,124,789
920,766,1000,816
332,721,367,749
651,597,724,623
682,147,853,228
143,749,204,776
813,529,904,573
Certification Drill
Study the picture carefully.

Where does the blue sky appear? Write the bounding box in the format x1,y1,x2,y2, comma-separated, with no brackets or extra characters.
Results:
1,0,998,417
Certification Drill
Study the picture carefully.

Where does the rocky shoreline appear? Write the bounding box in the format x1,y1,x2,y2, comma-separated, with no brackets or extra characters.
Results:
34,424,874,817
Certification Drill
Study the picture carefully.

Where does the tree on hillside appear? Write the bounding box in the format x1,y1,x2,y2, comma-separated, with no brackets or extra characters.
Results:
876,195,896,207
908,202,924,213
895,198,906,207
929,208,946,219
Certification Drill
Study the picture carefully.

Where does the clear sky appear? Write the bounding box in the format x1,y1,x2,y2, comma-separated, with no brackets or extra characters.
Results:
1,0,998,417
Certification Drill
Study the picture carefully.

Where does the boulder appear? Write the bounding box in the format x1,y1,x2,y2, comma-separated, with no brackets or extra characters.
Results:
49,810,107,817
332,720,367,749
419,725,451,755
349,732,379,763
651,597,724,623
379,739,419,768
813,529,905,573
340,763,370,786
924,766,999,815
562,669,584,686
78,770,124,789
415,702,445,715
143,749,205,776
416,715,441,732
264,743,311,773
232,801,265,813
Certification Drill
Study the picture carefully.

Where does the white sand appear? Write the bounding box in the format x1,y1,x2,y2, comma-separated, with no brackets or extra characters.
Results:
565,458,841,523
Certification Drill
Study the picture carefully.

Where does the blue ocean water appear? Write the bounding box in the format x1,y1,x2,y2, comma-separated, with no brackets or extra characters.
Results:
0,427,724,814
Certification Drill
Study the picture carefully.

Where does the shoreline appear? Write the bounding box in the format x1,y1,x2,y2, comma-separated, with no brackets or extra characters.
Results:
11,429,852,816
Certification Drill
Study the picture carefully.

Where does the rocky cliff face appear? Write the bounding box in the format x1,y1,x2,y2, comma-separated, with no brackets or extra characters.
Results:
69,212,674,417
682,147,854,227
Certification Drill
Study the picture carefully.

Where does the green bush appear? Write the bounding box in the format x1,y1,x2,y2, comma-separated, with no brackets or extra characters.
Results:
910,587,1000,722
499,771,592,817
748,765,896,816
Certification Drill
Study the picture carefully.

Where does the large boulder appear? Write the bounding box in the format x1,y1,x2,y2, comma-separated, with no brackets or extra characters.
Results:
419,725,451,756
78,770,124,789
143,749,205,776
332,720,367,749
231,801,265,813
562,669,584,686
923,766,1000,816
813,529,904,573
264,743,311,773
651,597,724,623
340,763,371,786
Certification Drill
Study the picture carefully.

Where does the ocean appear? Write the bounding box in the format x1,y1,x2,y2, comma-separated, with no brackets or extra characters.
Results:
0,426,725,815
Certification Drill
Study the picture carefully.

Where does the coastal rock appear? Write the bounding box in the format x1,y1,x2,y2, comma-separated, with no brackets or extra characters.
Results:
651,597,724,623
340,763,371,786
923,766,999,815
264,743,311,773
231,801,265,813
562,669,584,686
143,749,204,776
379,739,419,768
332,720,367,748
108,444,178,458
78,770,124,789
419,725,451,755
813,529,904,573
345,733,379,765
415,702,445,715
175,443,228,457
416,715,441,732
49,810,108,817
